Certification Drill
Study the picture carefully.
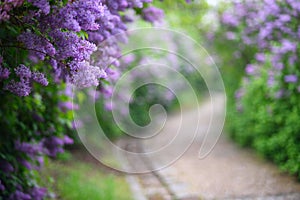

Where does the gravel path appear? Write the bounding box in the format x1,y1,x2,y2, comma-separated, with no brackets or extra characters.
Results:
123,94,300,199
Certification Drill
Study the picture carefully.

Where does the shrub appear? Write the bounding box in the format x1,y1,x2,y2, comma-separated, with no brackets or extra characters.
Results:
212,0,300,179
0,0,164,198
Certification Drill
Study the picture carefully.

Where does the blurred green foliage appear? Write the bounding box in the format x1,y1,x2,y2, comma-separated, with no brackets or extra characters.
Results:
230,68,300,179
41,155,132,200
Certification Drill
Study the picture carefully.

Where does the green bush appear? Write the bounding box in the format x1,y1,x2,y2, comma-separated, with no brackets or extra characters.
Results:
230,67,300,179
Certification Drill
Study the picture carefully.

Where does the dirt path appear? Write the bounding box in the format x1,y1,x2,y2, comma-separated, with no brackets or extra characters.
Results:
123,94,300,200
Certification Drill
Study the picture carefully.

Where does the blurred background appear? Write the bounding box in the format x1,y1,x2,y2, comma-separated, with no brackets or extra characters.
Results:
4,0,300,199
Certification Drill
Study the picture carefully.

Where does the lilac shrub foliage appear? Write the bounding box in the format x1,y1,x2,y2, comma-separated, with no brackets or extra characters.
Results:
218,0,300,178
0,0,163,199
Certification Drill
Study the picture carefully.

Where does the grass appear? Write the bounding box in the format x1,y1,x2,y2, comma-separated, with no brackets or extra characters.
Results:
40,148,132,200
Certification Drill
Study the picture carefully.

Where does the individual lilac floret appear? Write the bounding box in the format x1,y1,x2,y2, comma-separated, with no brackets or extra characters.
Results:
284,74,298,83
63,136,74,145
32,72,48,86
245,64,256,75
255,53,265,63
142,6,164,23
0,66,10,79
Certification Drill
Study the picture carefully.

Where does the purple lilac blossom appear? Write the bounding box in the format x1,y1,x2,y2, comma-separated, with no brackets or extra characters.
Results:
0,0,24,21
0,66,10,79
226,32,236,40
284,74,298,83
4,65,49,96
27,0,50,14
245,64,256,75
255,53,265,63
3,0,163,96
70,62,106,88
42,136,72,157
32,72,48,86
30,186,47,200
15,140,43,157
36,156,44,167
222,12,239,27
63,136,74,145
9,190,31,200
279,39,297,54
14,64,31,79
18,32,56,61
58,101,79,112
142,6,164,23
4,79,31,96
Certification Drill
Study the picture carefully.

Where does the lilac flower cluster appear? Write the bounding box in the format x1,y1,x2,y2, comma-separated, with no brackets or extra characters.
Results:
0,56,9,79
4,65,48,96
142,6,164,23
0,66,10,80
0,0,164,95
42,136,73,157
7,185,47,200
0,137,73,198
0,0,24,21
221,0,300,99
15,136,73,169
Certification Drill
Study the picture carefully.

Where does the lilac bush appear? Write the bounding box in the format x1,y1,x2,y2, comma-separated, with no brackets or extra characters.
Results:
0,0,164,199
216,0,300,178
